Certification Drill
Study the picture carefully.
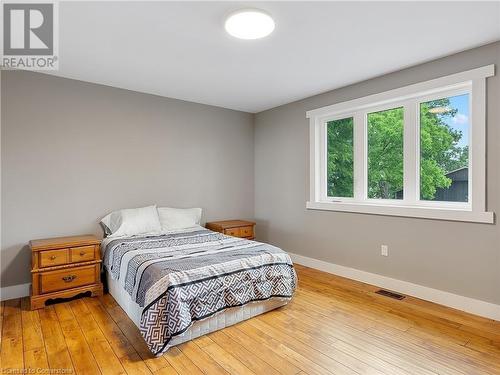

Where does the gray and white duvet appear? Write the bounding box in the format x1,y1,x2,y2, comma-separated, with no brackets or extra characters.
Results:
102,227,297,356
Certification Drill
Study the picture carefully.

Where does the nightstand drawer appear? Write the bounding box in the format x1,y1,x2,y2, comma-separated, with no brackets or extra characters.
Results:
39,249,69,268
206,220,256,240
240,226,254,237
224,227,241,237
70,245,95,263
40,265,97,294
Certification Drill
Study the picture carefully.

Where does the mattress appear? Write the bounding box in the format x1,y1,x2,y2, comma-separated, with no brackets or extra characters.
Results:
106,270,289,347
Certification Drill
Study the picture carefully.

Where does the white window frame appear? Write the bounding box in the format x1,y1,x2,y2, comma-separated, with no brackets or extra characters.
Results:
306,65,495,223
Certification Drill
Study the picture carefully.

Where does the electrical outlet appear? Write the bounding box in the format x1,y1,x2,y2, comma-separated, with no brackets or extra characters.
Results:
381,245,389,256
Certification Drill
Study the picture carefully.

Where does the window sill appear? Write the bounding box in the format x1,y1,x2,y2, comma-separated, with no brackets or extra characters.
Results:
306,201,494,224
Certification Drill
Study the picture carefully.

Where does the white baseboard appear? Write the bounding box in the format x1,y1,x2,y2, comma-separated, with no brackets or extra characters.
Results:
289,253,500,321
0,283,30,301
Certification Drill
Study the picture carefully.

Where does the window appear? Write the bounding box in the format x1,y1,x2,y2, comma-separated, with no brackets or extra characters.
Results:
419,94,469,203
307,65,494,223
327,117,353,198
367,107,404,200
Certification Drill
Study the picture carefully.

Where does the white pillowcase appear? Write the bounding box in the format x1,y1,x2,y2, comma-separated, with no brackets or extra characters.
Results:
100,205,162,238
157,207,202,231
100,210,122,237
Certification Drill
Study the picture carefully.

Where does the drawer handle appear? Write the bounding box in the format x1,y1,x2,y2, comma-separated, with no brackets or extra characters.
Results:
79,251,85,256
50,255,57,260
62,275,77,283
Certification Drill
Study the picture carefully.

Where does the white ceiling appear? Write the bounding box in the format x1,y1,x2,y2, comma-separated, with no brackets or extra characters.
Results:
49,1,500,113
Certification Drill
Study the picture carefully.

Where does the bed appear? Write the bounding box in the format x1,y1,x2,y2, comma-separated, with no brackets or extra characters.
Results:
101,226,297,356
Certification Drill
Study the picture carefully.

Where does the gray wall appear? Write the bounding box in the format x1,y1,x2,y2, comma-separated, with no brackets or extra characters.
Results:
1,71,254,287
254,42,500,304
2,42,500,305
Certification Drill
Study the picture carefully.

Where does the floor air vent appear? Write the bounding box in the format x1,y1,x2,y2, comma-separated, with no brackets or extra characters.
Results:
375,289,405,300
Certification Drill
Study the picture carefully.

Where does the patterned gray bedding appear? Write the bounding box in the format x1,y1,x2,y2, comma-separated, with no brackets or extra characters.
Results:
102,227,297,356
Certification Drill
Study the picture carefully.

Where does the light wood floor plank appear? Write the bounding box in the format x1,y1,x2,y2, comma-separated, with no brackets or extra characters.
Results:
192,335,215,348
283,299,443,373
274,304,450,375
258,309,388,375
177,340,229,375
280,305,414,375
234,320,333,375
69,299,127,375
1,298,24,371
20,297,49,371
163,346,202,375
54,302,102,374
20,297,45,352
298,266,499,346
153,364,179,375
248,314,363,375
297,264,500,342
24,349,49,372
208,330,283,375
222,325,302,375
83,297,153,375
1,265,499,374
38,306,75,373
367,324,500,374
285,301,449,375
199,341,256,375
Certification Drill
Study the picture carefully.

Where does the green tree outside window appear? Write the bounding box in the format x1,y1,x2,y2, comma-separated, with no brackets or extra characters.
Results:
326,97,468,201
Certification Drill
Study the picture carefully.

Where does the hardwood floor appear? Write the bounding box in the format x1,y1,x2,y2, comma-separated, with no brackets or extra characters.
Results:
1,264,500,374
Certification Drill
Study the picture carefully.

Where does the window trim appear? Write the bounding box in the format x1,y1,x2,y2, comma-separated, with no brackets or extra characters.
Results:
307,65,495,223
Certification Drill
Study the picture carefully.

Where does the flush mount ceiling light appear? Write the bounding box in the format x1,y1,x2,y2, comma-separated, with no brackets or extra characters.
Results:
224,9,275,40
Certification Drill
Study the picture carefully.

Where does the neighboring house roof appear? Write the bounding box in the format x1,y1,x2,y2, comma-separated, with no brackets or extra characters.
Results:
445,167,468,182
395,166,468,200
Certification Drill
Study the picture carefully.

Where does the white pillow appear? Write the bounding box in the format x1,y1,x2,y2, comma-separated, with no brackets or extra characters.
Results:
157,207,202,231
100,205,161,238
100,210,122,236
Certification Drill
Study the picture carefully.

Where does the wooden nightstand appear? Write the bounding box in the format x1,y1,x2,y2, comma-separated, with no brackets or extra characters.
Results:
206,220,256,240
30,234,103,310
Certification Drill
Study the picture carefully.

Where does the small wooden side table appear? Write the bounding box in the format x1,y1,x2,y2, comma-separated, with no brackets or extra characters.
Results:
30,234,103,309
206,220,256,240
